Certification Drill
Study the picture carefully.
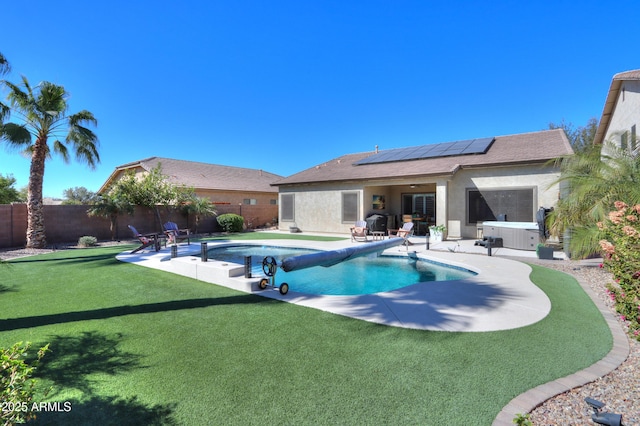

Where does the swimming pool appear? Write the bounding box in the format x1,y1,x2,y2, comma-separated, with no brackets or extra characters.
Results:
206,244,476,296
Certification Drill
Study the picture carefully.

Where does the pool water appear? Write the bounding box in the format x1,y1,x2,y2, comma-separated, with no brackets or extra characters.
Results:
206,244,476,296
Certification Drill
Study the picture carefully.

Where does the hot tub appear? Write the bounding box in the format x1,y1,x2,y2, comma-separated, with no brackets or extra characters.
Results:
482,221,540,250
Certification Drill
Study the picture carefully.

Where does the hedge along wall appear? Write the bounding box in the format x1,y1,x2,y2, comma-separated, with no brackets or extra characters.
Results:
0,203,278,248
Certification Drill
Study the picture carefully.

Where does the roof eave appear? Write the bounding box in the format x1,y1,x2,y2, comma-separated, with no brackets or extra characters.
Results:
594,70,640,146
594,79,623,146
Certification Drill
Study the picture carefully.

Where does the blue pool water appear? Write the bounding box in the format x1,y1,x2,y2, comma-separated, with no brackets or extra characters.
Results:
206,244,476,296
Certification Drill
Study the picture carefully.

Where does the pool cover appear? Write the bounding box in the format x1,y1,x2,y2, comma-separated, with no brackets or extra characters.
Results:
280,238,405,272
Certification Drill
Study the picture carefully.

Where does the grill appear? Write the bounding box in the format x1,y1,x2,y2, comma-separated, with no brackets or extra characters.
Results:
366,214,388,233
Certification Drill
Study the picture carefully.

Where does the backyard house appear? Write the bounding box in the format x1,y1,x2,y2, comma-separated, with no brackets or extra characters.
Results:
272,129,573,239
593,69,640,156
99,157,283,229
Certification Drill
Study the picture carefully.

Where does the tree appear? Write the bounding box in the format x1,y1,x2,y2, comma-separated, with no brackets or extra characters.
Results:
180,196,217,233
548,117,598,153
62,186,98,205
0,173,21,204
17,186,27,203
87,193,133,241
547,141,640,258
111,164,194,230
0,76,99,248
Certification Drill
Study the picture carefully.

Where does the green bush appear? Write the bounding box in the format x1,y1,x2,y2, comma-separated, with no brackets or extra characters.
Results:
217,213,244,233
599,201,640,340
78,235,98,247
0,342,50,425
513,413,532,425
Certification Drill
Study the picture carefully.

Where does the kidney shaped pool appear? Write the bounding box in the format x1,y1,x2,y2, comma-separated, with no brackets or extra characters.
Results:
206,244,476,296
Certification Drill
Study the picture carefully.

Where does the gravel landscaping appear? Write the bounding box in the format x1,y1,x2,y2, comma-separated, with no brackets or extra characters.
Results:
521,257,638,426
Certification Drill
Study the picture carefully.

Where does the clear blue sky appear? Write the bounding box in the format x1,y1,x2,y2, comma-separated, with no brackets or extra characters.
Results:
1,1,638,198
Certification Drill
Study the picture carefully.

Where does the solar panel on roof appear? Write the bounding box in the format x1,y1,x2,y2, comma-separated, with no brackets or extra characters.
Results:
354,137,495,165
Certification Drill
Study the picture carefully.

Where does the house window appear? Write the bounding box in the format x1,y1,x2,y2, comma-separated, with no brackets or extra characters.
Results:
467,188,534,224
270,199,277,205
631,125,637,153
621,131,628,150
243,199,257,205
280,194,295,221
342,192,359,223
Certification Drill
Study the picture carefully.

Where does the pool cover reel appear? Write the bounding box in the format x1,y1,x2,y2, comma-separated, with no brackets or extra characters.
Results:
280,238,405,272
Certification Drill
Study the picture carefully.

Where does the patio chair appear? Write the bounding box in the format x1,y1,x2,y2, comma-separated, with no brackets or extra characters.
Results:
388,222,414,246
350,220,370,242
128,225,164,254
163,222,190,245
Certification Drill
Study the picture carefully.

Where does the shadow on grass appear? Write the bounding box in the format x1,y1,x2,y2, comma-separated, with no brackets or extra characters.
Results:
9,252,123,266
28,331,177,425
36,331,146,396
0,294,276,331
0,283,19,293
32,395,177,426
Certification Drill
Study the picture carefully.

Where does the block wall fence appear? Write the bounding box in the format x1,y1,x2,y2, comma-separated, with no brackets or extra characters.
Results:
0,203,278,249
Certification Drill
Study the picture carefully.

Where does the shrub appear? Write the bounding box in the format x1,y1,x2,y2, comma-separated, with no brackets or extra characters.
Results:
78,235,98,247
513,413,532,426
217,214,244,233
599,201,640,340
0,342,50,425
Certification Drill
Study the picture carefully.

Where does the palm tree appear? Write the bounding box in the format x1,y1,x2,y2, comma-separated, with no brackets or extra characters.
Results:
87,193,133,241
548,141,640,258
0,76,99,248
181,196,217,234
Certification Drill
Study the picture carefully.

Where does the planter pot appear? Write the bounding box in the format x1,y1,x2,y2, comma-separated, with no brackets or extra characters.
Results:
537,246,554,260
430,231,443,242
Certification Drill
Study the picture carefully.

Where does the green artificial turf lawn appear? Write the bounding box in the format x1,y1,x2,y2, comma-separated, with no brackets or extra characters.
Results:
0,245,611,425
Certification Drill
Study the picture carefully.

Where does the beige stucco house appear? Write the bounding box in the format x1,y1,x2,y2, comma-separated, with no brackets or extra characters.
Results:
593,69,640,156
99,157,283,228
272,129,573,239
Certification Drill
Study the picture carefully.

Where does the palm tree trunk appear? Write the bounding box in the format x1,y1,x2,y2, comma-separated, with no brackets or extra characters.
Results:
26,139,47,248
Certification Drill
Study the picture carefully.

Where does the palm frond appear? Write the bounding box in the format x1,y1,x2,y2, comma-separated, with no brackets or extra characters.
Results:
0,122,32,146
0,101,9,123
3,79,32,112
68,110,97,127
0,52,10,76
52,140,70,163
36,81,67,117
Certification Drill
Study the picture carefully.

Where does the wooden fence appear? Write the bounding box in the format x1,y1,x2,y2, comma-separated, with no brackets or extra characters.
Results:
0,203,278,248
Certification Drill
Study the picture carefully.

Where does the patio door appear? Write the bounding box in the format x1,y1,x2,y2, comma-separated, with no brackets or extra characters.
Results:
402,193,436,235
402,193,435,222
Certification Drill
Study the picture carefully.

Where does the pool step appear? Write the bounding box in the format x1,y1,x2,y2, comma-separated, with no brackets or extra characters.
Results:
168,256,256,292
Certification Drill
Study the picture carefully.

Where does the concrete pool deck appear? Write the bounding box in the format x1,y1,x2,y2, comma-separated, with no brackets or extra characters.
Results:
116,235,553,332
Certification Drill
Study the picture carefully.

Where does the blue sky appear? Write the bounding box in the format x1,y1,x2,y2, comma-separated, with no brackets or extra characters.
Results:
1,1,638,198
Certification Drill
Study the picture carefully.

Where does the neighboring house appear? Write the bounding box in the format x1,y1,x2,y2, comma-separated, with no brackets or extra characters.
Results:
99,157,283,228
272,129,573,239
593,69,640,156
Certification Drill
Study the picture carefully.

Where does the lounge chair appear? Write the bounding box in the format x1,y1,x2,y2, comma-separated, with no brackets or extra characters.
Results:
163,222,190,245
350,220,370,242
388,222,414,246
128,225,165,254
